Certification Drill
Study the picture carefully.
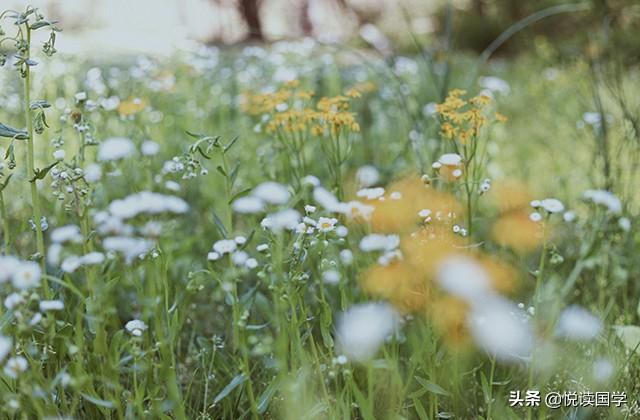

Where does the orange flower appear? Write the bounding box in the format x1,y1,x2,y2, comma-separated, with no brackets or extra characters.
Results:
117,97,146,116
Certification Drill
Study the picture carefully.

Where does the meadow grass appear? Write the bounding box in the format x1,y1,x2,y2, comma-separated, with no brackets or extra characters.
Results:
0,6,639,419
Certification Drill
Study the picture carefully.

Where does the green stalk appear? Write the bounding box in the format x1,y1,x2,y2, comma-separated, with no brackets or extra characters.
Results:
0,191,10,253
23,25,48,292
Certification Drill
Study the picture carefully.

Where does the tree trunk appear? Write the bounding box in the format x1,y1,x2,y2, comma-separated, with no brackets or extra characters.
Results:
239,0,263,41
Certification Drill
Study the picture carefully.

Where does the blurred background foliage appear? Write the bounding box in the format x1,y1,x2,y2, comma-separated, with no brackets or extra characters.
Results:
1,0,638,64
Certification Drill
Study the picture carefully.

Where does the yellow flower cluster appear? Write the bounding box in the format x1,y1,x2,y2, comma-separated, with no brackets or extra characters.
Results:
435,89,504,144
242,81,360,137
355,175,523,346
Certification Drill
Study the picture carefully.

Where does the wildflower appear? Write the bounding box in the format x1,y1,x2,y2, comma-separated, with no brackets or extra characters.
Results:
467,296,533,362
141,140,160,156
213,239,237,255
563,211,576,222
317,217,338,233
3,356,28,379
302,175,321,187
492,211,542,253
418,209,432,218
103,237,154,263
51,225,82,244
252,182,290,205
165,181,181,192
356,165,380,187
340,249,353,265
207,252,220,261
232,196,265,214
117,97,146,116
304,205,317,214
356,187,385,200
97,137,136,161
438,153,462,166
262,209,301,232
555,305,602,341
232,251,249,266
61,256,82,273
540,198,564,213
360,234,400,252
479,179,491,194
39,300,65,311
478,76,510,95
336,226,348,237
4,293,24,310
323,270,340,285
53,149,65,160
0,256,20,283
529,212,542,222
583,189,622,214
436,256,492,302
108,192,189,219
125,319,148,337
84,163,102,183
256,243,269,252
11,262,41,290
335,302,400,362
0,335,11,363
592,358,614,383
619,217,631,232
245,258,258,269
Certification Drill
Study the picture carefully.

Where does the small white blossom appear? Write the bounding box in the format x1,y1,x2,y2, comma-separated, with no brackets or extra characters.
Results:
317,217,338,233
39,300,65,311
51,225,82,244
232,196,265,214
355,165,380,187
529,212,542,222
335,226,349,237
98,137,136,161
339,249,353,265
323,270,340,285
141,140,160,156
556,305,602,341
0,335,11,363
3,356,27,379
11,262,41,290
540,198,564,213
125,319,148,337
335,303,400,362
359,234,400,252
253,182,290,205
213,239,237,255
53,149,66,160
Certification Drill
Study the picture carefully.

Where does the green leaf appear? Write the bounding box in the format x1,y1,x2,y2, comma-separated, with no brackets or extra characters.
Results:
223,136,240,153
30,99,51,109
213,374,246,405
80,393,115,409
216,165,227,177
29,161,58,182
413,398,429,420
0,123,28,140
195,145,211,160
414,376,450,397
229,187,252,204
0,174,12,193
212,210,228,238
257,379,278,413
229,162,240,186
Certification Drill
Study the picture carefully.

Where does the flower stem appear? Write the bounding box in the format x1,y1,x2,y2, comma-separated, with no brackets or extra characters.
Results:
23,25,48,296
0,191,10,253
